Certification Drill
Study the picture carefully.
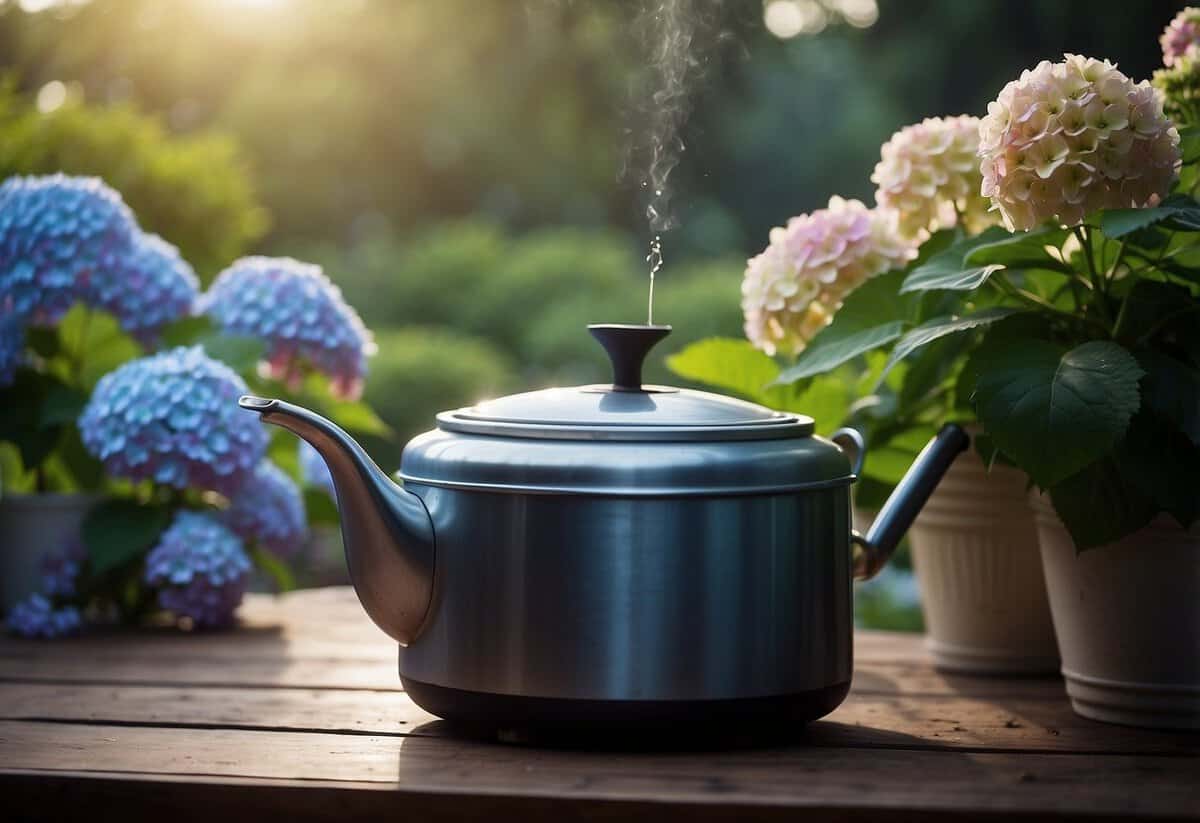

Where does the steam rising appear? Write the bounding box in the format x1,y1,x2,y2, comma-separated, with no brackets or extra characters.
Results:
631,0,720,234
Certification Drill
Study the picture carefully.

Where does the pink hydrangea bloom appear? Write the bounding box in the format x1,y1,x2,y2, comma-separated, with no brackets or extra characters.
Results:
872,115,998,240
742,197,913,356
1161,8,1200,68
978,55,1181,231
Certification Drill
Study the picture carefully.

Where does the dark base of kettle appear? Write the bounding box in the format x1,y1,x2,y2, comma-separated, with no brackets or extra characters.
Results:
402,676,851,748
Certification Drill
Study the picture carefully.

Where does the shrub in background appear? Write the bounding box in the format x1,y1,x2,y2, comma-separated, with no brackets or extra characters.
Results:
0,78,267,277
360,327,516,467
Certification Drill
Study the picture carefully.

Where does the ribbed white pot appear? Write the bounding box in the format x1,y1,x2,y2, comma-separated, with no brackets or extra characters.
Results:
908,437,1059,674
1030,494,1200,730
0,493,96,614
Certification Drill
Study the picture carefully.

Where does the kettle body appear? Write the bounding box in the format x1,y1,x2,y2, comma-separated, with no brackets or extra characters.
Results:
239,324,967,734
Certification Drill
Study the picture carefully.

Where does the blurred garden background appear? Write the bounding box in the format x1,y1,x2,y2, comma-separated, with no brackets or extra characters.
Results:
0,0,1185,628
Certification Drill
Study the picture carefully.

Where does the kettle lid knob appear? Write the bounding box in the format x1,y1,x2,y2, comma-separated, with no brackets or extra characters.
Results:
587,323,672,392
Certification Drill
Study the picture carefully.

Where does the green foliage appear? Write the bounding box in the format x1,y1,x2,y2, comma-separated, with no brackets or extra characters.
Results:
962,225,1071,272
879,308,1020,384
901,229,1009,293
969,339,1144,488
0,79,267,276
667,338,786,405
314,220,744,390
82,499,170,576
777,271,912,384
1099,193,1200,238
664,336,854,437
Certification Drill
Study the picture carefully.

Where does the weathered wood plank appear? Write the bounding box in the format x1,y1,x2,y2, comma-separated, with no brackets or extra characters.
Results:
0,683,1194,755
1,722,1197,820
0,588,931,664
0,652,1066,699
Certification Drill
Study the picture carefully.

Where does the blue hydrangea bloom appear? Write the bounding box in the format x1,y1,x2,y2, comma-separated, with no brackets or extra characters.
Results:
144,511,251,629
0,301,23,387
298,439,335,497
86,232,199,345
221,461,307,557
200,256,374,399
6,594,82,638
0,174,138,324
78,346,267,495
41,540,85,598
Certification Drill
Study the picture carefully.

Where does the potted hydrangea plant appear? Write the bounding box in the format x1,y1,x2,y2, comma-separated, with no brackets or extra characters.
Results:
1,174,381,636
754,50,1194,726
670,25,1200,720
958,50,1196,729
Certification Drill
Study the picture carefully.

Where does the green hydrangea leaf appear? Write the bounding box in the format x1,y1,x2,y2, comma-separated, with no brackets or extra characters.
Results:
83,499,171,576
1047,458,1155,550
160,315,215,347
774,268,919,385
971,338,1143,487
899,226,1010,293
57,305,144,390
776,321,905,384
1116,410,1200,530
1099,194,1200,238
877,307,1021,386
1137,349,1200,446
39,384,89,429
963,225,1071,271
666,337,782,404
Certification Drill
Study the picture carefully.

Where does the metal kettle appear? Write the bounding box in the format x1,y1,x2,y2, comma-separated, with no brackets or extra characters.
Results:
239,324,966,732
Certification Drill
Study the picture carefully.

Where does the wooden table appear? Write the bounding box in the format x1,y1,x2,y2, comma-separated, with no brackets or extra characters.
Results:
1,587,1196,821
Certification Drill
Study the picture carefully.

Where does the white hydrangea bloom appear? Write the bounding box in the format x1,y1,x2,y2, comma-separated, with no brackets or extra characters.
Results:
872,115,998,239
978,54,1181,231
742,197,913,357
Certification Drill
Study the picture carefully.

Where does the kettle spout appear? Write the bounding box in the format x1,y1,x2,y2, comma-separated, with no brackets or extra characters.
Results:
238,396,435,645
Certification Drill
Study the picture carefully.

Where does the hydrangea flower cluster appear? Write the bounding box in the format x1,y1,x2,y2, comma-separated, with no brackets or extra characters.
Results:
144,511,251,629
6,594,82,638
78,346,267,496
200,257,375,400
872,115,998,239
742,197,913,356
298,440,335,497
40,541,85,598
222,461,307,557
85,233,198,344
1161,8,1200,67
978,55,1181,231
0,175,138,324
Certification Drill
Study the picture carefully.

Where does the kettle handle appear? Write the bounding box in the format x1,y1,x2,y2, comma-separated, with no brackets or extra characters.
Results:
831,427,866,476
844,423,969,581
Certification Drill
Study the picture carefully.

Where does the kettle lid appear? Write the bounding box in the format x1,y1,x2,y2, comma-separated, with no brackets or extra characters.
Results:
436,324,813,442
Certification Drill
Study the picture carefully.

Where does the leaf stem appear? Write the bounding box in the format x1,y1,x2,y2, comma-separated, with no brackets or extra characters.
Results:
1074,226,1114,330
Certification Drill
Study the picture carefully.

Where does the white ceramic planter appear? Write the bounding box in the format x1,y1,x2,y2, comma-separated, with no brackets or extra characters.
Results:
1031,494,1200,730
908,438,1059,674
0,493,96,614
